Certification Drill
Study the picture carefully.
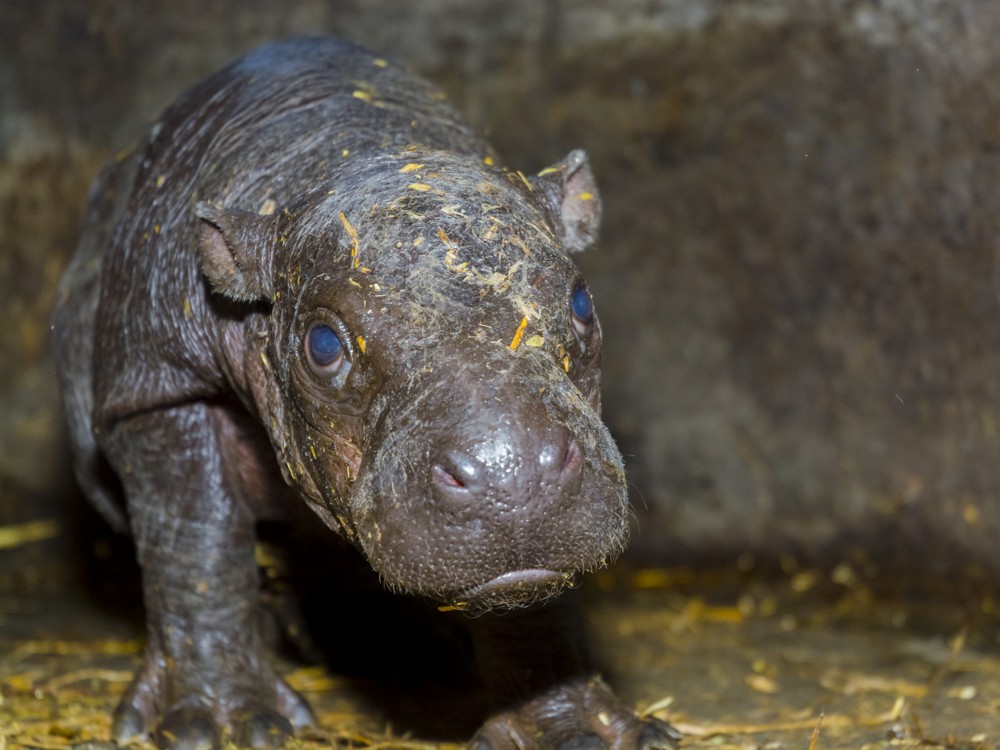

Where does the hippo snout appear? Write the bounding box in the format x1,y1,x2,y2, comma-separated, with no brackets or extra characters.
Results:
350,376,629,611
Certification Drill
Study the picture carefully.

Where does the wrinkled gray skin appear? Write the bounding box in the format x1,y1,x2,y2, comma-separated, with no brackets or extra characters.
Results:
52,37,677,750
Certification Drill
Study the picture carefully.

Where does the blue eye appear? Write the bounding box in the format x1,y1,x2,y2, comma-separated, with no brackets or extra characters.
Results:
571,285,594,333
306,323,345,370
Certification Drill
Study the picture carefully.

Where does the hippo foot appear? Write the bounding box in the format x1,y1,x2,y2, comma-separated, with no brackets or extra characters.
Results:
469,677,680,750
112,644,314,750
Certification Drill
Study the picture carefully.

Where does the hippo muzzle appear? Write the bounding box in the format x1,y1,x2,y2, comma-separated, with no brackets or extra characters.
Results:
349,354,629,611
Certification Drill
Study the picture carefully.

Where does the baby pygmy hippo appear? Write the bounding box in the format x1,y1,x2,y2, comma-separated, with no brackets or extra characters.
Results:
53,36,677,750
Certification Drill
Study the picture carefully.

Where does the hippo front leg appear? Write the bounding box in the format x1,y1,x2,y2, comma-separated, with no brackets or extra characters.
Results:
468,600,679,750
103,403,313,749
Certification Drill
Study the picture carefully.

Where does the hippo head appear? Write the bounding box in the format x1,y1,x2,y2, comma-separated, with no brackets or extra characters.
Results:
196,149,628,611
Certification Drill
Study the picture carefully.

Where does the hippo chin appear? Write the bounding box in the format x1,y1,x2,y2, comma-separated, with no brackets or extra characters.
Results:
52,36,677,750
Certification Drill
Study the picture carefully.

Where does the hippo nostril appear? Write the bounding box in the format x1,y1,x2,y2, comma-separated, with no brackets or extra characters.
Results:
561,438,583,482
432,463,466,489
432,449,482,492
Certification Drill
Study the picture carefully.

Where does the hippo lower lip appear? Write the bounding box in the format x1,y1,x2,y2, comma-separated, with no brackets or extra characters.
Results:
458,569,576,610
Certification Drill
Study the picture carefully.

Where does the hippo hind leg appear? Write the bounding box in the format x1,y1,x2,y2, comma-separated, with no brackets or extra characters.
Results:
52,159,136,532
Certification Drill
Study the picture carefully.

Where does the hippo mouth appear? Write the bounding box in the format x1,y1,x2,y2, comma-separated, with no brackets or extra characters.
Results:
455,568,578,611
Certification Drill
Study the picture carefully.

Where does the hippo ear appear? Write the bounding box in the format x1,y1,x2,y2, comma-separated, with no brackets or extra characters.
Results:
529,149,602,253
195,202,276,302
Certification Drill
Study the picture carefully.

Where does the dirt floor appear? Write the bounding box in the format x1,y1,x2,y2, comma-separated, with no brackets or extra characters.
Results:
1,518,998,750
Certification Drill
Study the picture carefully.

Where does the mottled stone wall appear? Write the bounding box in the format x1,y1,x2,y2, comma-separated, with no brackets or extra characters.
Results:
3,0,999,584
